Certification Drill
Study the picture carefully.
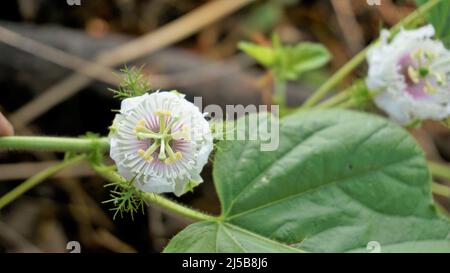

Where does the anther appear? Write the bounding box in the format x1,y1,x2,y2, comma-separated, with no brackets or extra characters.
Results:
138,149,154,162
408,66,420,84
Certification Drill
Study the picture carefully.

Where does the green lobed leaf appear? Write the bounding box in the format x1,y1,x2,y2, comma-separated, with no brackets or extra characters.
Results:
274,43,331,80
163,221,302,253
238,42,276,67
165,110,450,252
239,40,330,81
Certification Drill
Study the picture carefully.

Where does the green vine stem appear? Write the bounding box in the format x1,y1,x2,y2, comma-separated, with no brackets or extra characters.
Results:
432,182,450,198
301,47,368,108
428,161,450,198
92,164,217,222
0,155,86,210
300,0,443,108
273,78,287,107
429,161,450,181
334,99,359,109
0,136,109,153
316,91,351,109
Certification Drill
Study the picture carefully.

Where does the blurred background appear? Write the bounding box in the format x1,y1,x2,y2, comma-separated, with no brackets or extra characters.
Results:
0,0,448,253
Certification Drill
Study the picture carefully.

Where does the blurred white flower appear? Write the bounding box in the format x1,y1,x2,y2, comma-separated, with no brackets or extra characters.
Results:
366,25,450,125
109,91,213,196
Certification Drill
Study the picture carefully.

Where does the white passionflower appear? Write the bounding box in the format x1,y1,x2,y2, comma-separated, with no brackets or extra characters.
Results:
109,91,213,196
366,25,450,125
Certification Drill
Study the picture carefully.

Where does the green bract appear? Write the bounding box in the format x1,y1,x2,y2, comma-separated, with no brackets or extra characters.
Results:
165,109,450,253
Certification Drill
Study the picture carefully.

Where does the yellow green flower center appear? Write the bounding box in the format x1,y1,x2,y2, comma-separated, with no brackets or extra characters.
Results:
407,48,447,93
133,110,190,164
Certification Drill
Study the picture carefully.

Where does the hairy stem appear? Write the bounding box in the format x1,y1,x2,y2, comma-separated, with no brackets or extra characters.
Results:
300,0,443,108
0,155,86,210
0,136,109,153
92,164,217,222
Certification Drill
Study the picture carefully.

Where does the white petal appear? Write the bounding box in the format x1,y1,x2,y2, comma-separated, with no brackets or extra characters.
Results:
120,93,149,113
117,163,134,181
135,175,175,194
195,140,213,172
173,175,203,197
374,92,412,125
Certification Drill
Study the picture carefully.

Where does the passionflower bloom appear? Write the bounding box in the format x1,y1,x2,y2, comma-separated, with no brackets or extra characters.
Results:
366,25,450,125
109,91,213,196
